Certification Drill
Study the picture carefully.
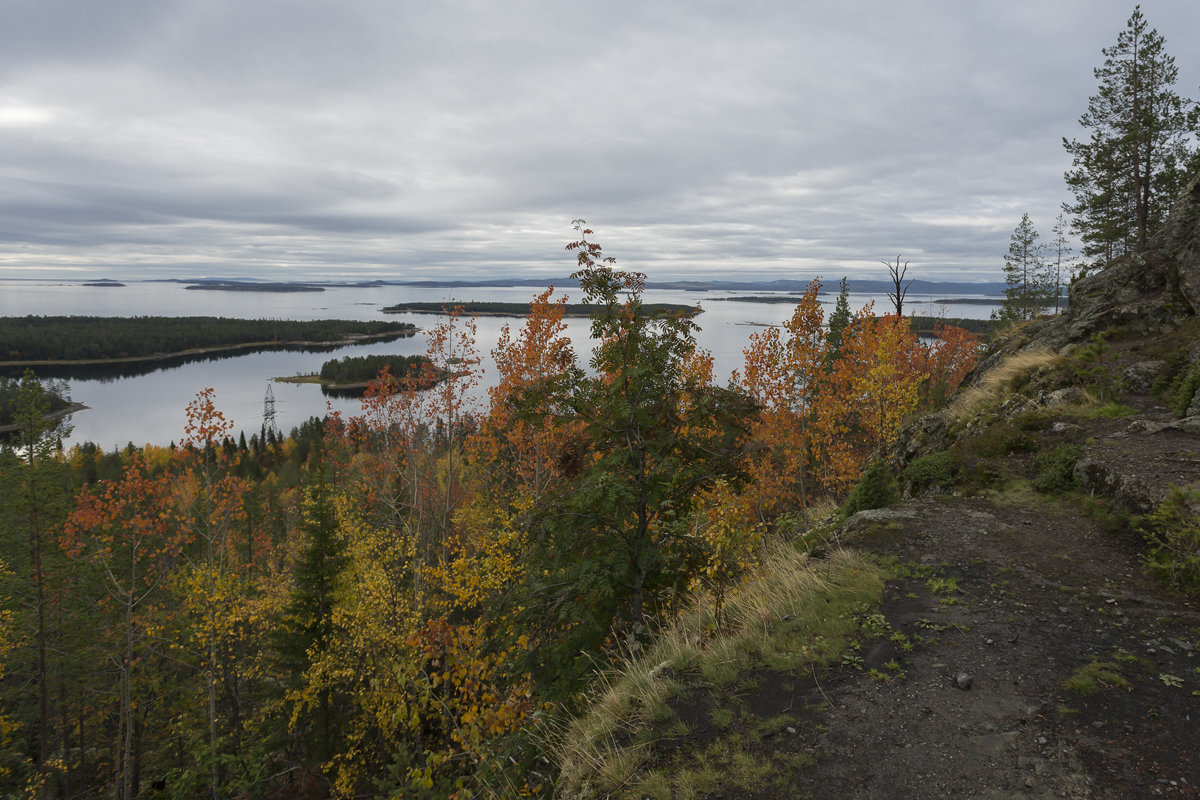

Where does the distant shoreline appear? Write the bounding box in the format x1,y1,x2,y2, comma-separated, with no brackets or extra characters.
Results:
0,330,415,369
380,301,701,317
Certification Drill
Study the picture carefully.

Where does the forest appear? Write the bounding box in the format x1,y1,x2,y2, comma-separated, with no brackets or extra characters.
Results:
0,226,981,799
0,318,416,363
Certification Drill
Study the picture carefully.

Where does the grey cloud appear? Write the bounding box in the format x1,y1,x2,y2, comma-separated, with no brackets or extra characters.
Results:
1,1,1198,282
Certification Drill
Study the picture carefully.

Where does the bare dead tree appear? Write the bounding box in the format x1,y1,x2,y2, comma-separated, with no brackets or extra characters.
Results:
882,254,912,317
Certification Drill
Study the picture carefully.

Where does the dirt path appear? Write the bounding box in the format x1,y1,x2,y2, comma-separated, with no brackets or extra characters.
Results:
763,485,1199,799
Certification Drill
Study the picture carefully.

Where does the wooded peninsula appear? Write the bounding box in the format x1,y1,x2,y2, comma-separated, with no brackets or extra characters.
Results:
0,316,417,364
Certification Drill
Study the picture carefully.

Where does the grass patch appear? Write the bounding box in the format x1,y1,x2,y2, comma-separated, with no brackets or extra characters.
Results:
1063,661,1131,695
552,547,886,798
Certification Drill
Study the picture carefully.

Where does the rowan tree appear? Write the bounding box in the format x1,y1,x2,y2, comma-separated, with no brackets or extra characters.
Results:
523,222,751,681
737,280,829,514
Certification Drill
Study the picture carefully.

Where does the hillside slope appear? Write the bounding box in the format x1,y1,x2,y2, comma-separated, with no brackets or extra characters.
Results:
556,172,1200,798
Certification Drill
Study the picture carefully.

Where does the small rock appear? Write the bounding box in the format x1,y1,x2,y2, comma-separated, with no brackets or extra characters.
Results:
955,672,973,690
1037,735,1048,745
786,726,798,735
1169,638,1194,653
1092,720,1106,729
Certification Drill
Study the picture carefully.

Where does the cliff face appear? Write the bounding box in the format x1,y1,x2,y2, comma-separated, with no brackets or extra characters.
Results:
1045,169,1200,347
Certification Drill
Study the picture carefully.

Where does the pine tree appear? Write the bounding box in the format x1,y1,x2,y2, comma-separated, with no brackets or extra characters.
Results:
1063,6,1198,267
996,213,1050,323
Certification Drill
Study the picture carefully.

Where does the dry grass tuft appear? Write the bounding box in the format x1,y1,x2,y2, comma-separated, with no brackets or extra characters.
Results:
551,546,885,798
947,347,1060,425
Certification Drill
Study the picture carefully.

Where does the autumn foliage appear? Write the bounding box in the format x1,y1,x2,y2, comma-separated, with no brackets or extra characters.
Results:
0,226,978,798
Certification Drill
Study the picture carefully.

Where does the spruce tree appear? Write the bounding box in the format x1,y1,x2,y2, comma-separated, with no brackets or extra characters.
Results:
1063,6,1198,267
826,277,852,356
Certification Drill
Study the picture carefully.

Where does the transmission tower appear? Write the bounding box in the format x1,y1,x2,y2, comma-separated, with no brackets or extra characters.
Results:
263,383,279,441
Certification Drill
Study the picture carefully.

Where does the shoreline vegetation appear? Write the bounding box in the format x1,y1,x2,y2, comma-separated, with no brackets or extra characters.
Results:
0,316,417,365
380,300,701,317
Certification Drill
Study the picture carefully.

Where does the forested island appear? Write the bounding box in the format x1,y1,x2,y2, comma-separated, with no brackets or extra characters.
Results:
380,300,700,317
276,353,440,390
0,316,417,364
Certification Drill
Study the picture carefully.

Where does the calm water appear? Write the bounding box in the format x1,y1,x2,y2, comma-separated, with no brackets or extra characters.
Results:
0,280,997,449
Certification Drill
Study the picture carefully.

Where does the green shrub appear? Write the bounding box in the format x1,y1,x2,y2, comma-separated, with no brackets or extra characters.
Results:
1140,486,1200,591
1064,333,1122,400
1032,444,1081,494
903,451,957,495
840,460,899,518
1170,362,1200,418
966,424,1038,457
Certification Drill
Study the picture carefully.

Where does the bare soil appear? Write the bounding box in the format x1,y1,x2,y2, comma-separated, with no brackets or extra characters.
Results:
735,389,1200,797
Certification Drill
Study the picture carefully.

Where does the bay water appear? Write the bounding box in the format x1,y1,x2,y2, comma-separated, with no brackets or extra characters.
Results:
0,280,997,450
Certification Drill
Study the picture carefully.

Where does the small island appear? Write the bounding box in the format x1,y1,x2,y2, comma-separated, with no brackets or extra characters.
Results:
83,279,126,288
275,353,445,392
380,301,701,317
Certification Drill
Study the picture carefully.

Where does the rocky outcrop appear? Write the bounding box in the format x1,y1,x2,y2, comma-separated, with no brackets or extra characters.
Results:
1072,457,1157,515
1059,171,1199,339
968,170,1200,379
1157,168,1200,314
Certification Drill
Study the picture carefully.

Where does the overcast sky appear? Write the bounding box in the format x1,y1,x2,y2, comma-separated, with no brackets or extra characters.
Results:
1,1,1197,284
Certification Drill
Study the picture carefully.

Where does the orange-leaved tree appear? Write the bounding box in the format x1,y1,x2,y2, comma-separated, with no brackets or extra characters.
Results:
736,280,829,514
826,310,924,476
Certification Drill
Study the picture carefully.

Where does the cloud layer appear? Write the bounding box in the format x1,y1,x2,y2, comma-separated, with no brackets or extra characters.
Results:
2,1,1197,282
